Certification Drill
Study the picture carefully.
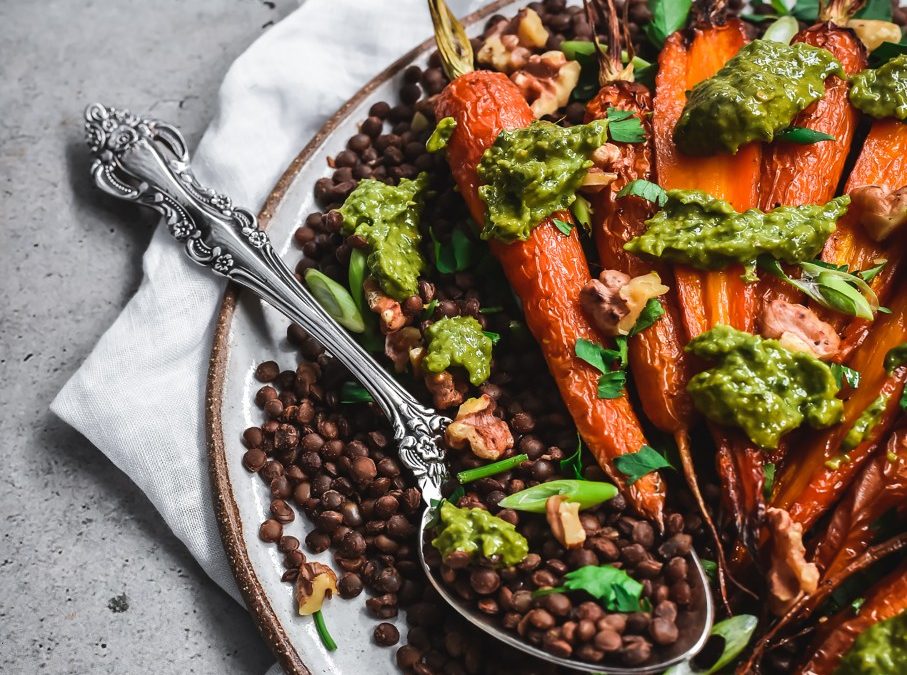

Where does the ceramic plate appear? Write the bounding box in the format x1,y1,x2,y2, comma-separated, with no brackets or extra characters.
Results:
206,2,517,673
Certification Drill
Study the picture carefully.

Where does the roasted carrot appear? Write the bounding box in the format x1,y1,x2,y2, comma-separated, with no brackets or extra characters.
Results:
796,559,907,674
820,118,907,357
428,0,664,523
812,423,907,578
757,1,866,307
653,8,763,538
582,0,738,603
772,273,907,531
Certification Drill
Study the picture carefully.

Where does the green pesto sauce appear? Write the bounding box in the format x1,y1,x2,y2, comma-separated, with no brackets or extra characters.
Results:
675,40,843,155
477,120,608,242
850,54,907,121
836,611,907,675
686,325,843,449
338,173,429,300
426,116,457,153
842,395,889,451
424,316,492,386
624,190,849,270
884,343,907,373
431,501,528,566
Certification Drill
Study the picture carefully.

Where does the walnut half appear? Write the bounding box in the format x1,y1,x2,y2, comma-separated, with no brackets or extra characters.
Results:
765,507,820,616
849,184,907,242
580,270,669,337
511,51,581,119
444,394,514,460
364,277,406,334
545,495,586,550
295,562,338,616
477,8,549,74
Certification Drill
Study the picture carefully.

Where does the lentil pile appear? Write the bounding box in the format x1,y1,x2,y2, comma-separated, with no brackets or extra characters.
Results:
241,0,907,672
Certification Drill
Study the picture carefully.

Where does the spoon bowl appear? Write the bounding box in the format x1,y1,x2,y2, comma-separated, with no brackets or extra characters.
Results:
418,506,715,673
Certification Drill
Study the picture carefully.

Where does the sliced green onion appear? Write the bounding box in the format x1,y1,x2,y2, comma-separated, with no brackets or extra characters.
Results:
763,15,799,44
313,609,337,651
305,268,365,332
497,479,617,513
457,453,528,484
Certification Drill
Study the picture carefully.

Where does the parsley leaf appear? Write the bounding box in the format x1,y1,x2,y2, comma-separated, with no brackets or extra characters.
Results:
644,0,693,48
561,565,644,611
776,126,835,144
422,298,439,319
763,462,776,500
901,387,907,412
830,363,861,390
552,217,574,236
856,0,892,20
575,338,628,399
617,178,668,207
430,226,475,274
629,298,666,336
701,559,718,580
613,445,674,484
769,0,790,14
870,40,907,68
560,435,585,480
615,336,629,368
791,0,819,21
575,338,623,371
851,596,866,613
483,330,501,345
598,370,627,399
340,381,374,404
607,107,646,143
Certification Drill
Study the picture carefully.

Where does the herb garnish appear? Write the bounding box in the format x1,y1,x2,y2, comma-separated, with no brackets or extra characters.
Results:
575,338,628,399
430,225,475,274
340,381,374,404
552,217,574,236
536,565,644,612
644,0,693,48
559,435,585,480
616,178,668,206
606,108,646,144
664,615,758,675
457,453,529,484
483,330,501,345
629,298,666,336
313,610,337,651
758,257,881,320
776,126,835,144
763,462,776,500
613,444,674,484
859,259,887,282
830,363,861,390
497,479,617,513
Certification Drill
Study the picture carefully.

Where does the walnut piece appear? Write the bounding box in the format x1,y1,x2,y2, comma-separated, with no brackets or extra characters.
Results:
295,561,338,616
444,394,514,460
847,19,903,51
385,327,422,373
364,277,406,333
761,299,840,360
424,370,468,410
511,51,581,119
580,270,668,337
545,495,586,550
849,184,907,242
765,507,820,616
476,8,549,74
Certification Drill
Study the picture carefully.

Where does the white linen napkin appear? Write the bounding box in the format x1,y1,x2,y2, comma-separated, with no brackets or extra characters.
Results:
51,0,485,620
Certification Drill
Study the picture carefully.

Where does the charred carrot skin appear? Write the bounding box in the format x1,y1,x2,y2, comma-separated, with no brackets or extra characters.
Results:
584,82,694,434
796,561,907,675
757,24,866,309
759,24,865,212
812,424,907,578
653,18,764,533
435,71,664,523
772,276,907,530
817,119,907,359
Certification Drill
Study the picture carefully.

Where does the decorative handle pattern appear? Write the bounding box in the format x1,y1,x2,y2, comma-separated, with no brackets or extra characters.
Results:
84,103,449,502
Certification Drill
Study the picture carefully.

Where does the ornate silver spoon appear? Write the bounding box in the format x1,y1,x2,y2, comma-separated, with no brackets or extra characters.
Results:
84,102,713,673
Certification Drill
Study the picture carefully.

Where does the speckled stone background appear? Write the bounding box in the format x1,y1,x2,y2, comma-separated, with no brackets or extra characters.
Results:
0,1,299,671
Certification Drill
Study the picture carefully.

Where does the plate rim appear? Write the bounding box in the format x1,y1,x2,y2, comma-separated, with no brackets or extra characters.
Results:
205,2,511,672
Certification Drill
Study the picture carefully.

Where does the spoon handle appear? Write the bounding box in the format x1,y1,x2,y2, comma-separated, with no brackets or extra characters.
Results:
83,103,449,503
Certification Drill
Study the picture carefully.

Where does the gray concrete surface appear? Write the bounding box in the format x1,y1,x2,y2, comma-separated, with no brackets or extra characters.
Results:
0,1,299,672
